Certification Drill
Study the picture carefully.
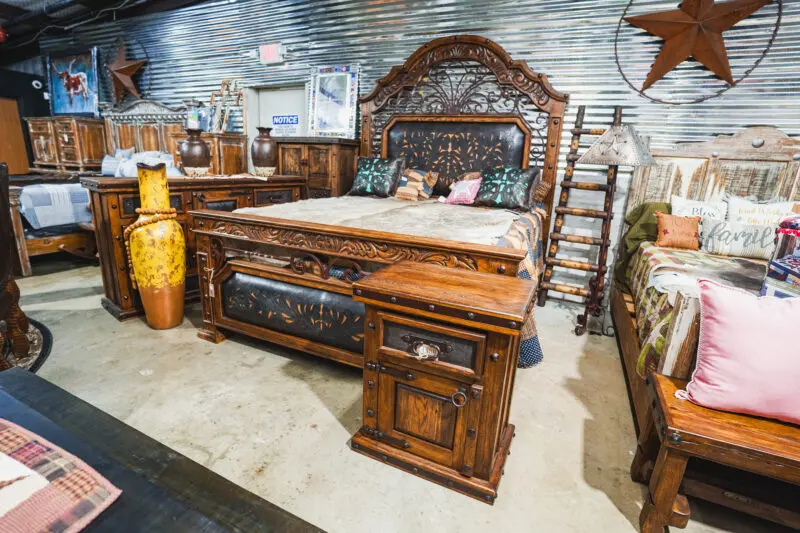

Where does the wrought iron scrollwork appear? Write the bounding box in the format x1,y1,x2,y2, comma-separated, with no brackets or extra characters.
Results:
371,60,550,168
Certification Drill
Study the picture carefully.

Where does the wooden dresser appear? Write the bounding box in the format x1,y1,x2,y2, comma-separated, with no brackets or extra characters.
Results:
81,175,305,320
25,117,106,172
167,132,247,176
275,138,358,198
351,262,536,504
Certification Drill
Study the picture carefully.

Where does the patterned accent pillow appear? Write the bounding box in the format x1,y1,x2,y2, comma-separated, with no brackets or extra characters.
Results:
440,178,483,205
655,212,700,250
727,197,797,225
349,157,405,197
473,167,539,209
701,219,776,260
394,168,439,201
671,195,727,220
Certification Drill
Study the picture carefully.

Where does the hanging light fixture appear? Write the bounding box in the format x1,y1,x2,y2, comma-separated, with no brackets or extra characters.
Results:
576,124,655,167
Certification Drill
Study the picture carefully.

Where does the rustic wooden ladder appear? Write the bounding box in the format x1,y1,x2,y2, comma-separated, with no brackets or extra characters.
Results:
537,105,623,334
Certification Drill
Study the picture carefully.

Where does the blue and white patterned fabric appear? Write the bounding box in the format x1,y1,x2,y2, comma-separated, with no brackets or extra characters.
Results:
495,205,546,368
19,184,91,230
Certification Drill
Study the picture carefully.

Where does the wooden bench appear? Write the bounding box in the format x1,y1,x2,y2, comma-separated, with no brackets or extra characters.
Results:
632,374,800,532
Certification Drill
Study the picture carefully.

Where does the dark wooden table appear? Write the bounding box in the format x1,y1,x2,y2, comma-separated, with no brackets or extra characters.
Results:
0,368,324,533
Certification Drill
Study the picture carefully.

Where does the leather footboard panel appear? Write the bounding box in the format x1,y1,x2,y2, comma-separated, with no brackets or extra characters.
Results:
220,272,365,353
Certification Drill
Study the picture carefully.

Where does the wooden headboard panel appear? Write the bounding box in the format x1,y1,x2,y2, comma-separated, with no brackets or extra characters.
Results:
627,127,800,216
359,35,568,219
101,100,186,154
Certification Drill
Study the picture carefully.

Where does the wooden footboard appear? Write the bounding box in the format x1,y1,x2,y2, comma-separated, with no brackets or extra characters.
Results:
190,209,527,366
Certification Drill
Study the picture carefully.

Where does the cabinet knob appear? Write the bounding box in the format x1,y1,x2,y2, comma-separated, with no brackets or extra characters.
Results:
405,372,414,381
490,352,500,362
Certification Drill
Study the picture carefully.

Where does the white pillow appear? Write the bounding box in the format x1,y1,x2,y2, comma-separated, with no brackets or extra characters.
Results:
727,196,796,226
671,195,727,220
701,219,776,260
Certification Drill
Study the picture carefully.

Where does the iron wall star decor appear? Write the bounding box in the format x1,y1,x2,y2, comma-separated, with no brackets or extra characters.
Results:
108,41,147,102
625,0,772,90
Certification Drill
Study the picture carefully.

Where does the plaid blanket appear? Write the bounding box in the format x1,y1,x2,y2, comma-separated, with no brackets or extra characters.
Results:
0,419,120,532
19,184,91,230
496,207,545,368
628,242,766,378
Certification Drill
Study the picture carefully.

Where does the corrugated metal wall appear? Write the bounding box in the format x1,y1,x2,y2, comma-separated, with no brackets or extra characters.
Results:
39,0,800,302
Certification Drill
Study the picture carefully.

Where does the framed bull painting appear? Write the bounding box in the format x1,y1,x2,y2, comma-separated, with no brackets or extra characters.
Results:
47,47,100,116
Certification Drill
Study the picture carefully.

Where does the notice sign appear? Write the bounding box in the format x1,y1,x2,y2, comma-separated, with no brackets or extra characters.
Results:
272,114,300,136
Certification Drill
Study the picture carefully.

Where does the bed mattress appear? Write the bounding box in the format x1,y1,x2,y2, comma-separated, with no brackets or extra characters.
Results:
235,196,523,247
628,242,767,378
235,196,548,367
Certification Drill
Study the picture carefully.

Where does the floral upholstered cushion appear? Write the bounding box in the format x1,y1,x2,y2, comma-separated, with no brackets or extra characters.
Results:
473,167,540,209
349,157,405,197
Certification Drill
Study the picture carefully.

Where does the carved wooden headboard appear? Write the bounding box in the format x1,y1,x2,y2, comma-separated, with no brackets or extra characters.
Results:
101,100,186,154
359,35,569,219
627,127,800,216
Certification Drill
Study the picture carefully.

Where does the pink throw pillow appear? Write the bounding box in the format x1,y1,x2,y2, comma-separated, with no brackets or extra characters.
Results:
442,178,482,205
681,280,800,425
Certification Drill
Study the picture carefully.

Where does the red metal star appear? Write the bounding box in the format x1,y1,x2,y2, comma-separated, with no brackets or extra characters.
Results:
625,0,772,90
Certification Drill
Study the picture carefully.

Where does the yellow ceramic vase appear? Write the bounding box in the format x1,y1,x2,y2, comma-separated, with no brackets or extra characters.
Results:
126,162,186,329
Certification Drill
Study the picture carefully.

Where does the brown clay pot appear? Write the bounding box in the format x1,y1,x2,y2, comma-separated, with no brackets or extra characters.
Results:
251,126,278,177
180,128,211,177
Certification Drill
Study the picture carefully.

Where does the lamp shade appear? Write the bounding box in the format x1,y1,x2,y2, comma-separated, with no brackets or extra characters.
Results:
576,124,655,167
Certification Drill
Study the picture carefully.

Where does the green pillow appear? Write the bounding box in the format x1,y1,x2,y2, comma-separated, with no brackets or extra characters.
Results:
349,157,405,197
473,167,540,209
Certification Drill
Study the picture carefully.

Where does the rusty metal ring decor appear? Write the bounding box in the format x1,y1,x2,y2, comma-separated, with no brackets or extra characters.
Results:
614,0,782,105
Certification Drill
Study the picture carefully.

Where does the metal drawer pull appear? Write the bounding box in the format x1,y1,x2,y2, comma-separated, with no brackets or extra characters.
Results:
451,391,468,408
401,334,452,362
408,341,440,361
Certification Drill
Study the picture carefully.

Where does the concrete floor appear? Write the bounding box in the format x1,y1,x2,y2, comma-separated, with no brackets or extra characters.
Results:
15,257,791,533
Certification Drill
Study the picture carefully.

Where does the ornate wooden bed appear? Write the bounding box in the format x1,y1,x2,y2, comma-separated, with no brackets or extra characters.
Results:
189,35,568,367
611,127,800,527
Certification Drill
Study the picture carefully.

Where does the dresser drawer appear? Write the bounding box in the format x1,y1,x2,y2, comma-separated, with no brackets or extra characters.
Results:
119,193,185,219
59,146,78,163
28,121,51,135
308,188,331,199
254,189,293,206
57,132,76,147
377,312,485,381
54,121,75,133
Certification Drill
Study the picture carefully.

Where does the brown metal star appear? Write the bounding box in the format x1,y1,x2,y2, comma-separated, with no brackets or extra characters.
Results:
109,42,147,102
625,0,772,90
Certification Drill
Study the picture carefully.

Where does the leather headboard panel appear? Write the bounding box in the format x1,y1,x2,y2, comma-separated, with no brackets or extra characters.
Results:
384,117,529,194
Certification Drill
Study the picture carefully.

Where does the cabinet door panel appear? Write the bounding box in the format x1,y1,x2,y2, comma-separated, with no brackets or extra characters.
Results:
219,137,246,175
279,144,305,176
377,365,481,471
307,145,331,182
76,121,106,164
394,383,457,449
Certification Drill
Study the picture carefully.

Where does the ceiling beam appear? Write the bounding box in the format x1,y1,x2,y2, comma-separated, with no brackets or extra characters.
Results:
0,2,29,20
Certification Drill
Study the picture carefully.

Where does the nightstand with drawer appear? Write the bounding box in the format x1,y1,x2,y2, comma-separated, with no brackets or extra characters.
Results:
351,261,536,504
